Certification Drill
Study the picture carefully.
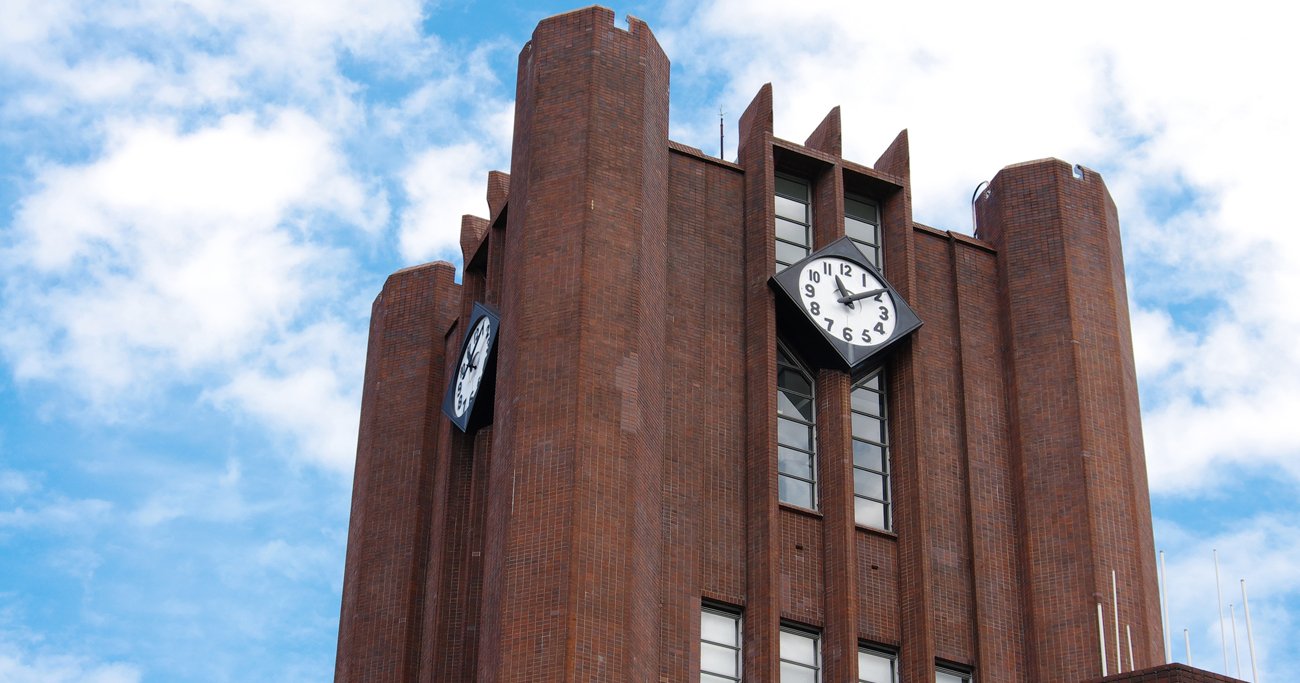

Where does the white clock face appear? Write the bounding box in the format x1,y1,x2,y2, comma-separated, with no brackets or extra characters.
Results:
796,256,897,347
453,316,494,417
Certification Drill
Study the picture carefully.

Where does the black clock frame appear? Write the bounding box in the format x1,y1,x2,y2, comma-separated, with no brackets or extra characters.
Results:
441,301,501,432
769,237,922,378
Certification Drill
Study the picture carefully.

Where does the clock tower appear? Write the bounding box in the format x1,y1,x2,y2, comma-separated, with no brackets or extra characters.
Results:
334,7,1185,683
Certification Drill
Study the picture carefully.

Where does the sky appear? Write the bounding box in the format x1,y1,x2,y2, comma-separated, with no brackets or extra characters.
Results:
1,1,1297,681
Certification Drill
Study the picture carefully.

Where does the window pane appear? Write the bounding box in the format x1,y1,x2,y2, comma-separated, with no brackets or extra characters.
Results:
778,366,812,397
776,240,808,267
779,476,814,509
936,670,968,683
700,611,737,646
776,196,808,223
858,650,893,683
855,470,884,499
781,662,817,683
845,216,877,245
703,674,736,683
778,418,813,451
776,216,807,244
701,643,737,676
780,631,817,665
852,413,883,442
853,440,883,471
777,391,813,422
845,197,877,223
851,388,882,415
778,446,814,478
856,498,886,529
776,176,808,201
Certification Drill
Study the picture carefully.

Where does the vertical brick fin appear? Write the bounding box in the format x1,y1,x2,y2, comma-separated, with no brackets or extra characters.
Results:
460,215,489,266
737,83,773,166
875,129,910,182
810,164,845,249
869,127,935,683
480,6,670,681
949,237,1030,679
335,261,460,683
804,106,842,157
815,368,859,683
737,81,780,683
979,159,1158,682
486,170,510,223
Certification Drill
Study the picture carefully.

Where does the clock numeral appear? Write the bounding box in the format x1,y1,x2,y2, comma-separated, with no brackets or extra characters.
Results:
807,269,821,283
861,330,873,343
874,322,886,334
842,326,853,342
823,317,835,332
879,307,890,320
840,263,853,277
862,273,868,287
809,302,821,315
804,283,815,298
822,262,832,275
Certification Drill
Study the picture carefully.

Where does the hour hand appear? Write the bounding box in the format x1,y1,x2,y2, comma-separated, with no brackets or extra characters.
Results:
838,287,887,304
833,275,854,308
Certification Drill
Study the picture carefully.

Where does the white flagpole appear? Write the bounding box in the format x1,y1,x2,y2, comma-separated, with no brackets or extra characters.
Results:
1160,550,1172,663
1113,569,1123,673
1097,602,1109,677
1126,624,1135,671
1229,602,1242,678
1184,628,1193,666
1242,579,1259,682
1215,549,1229,674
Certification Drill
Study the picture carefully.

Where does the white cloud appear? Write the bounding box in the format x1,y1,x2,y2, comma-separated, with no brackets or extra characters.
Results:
206,320,365,473
0,644,141,683
658,0,1300,495
0,498,113,531
1,110,383,409
398,142,495,263
1157,514,1300,679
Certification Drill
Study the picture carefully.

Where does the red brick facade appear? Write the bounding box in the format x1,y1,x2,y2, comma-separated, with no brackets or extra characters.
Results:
334,7,1187,682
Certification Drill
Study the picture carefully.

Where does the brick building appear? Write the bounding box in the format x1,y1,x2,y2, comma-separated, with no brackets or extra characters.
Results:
333,7,1213,683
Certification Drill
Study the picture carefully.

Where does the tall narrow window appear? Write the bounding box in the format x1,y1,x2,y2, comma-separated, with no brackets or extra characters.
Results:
780,626,821,682
700,605,741,683
851,370,891,530
845,195,881,267
777,345,816,510
936,666,972,683
775,175,811,272
858,647,897,683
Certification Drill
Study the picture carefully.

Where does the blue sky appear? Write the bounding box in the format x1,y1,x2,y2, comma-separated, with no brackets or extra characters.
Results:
1,1,1297,681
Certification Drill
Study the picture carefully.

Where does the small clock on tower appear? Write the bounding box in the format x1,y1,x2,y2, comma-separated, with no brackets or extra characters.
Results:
770,237,921,376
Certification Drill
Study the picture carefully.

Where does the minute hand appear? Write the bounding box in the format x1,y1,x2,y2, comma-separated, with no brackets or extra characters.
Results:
838,287,888,304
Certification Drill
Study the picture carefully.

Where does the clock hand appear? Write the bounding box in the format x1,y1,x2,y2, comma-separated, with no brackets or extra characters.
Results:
838,287,887,304
833,274,855,309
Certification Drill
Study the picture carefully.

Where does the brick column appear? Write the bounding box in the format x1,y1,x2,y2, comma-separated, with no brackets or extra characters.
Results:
978,159,1161,681
477,8,670,681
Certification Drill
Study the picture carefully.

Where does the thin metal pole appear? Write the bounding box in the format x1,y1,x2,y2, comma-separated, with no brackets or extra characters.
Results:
971,180,989,237
1184,628,1193,666
1126,624,1135,671
1229,602,1242,678
1215,550,1229,674
1113,570,1123,673
1097,602,1109,677
1160,550,1172,663
1242,579,1259,682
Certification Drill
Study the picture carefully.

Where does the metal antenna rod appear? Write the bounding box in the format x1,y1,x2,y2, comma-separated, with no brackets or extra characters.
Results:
1097,603,1109,677
1215,550,1229,674
1160,550,1172,663
1230,602,1242,678
1242,579,1259,682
